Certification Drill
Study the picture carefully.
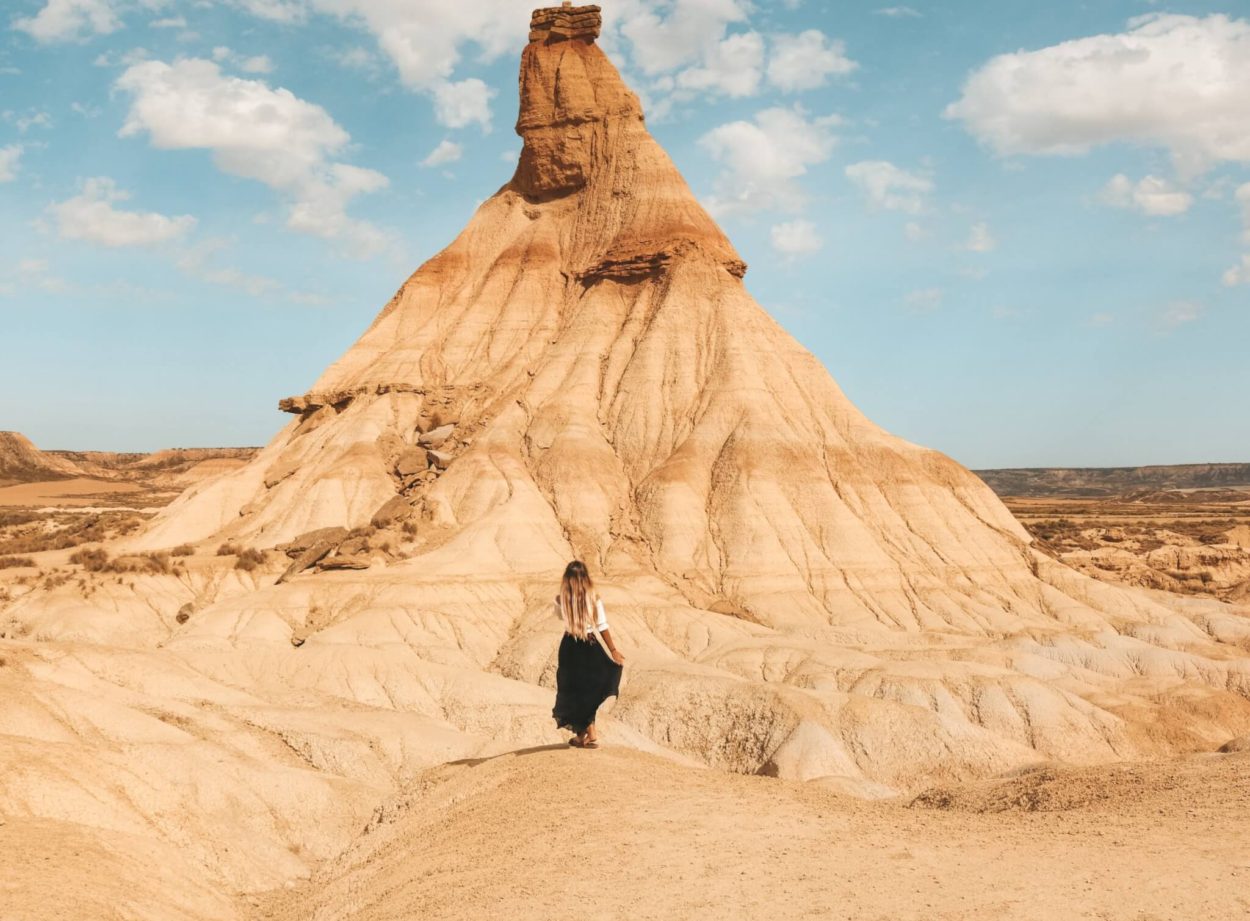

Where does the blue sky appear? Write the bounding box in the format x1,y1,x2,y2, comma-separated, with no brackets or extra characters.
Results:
0,0,1247,468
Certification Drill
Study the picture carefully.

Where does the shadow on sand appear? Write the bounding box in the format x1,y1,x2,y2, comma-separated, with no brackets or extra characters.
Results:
447,743,575,768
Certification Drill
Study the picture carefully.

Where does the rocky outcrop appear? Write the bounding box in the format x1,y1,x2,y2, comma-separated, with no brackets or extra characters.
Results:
0,431,85,484
528,3,601,43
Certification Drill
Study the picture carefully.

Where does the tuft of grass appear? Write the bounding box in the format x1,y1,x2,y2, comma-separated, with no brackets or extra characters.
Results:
69,547,110,572
171,544,195,557
234,548,267,572
0,556,36,569
216,542,240,556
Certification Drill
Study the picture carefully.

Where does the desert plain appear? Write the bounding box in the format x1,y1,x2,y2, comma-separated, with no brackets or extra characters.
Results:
2,4,1249,920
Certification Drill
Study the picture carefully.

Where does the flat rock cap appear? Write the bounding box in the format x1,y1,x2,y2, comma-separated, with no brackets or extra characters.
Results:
529,4,602,43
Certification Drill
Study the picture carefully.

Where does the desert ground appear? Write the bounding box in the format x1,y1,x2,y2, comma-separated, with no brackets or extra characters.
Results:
3,5,1249,920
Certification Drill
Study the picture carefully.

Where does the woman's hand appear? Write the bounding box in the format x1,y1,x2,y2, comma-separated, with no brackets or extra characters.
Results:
610,648,626,666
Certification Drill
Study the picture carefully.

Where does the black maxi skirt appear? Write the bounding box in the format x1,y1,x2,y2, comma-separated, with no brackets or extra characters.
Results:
552,633,623,735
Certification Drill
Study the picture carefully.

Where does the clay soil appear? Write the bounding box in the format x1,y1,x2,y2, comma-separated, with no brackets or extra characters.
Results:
247,746,1250,921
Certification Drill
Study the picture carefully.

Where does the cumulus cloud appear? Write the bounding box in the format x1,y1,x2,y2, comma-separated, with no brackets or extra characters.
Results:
432,78,494,131
227,0,527,127
239,55,274,74
770,219,823,256
964,222,996,252
50,177,196,247
615,0,752,75
1234,182,1250,244
675,31,763,98
421,139,462,168
0,145,21,182
115,58,390,257
875,6,921,18
767,30,856,92
1100,174,1193,216
844,160,933,214
700,107,840,216
1223,254,1250,287
945,14,1250,174
13,0,121,43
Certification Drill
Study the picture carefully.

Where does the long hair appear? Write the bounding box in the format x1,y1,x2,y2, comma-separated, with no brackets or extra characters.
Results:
559,560,597,639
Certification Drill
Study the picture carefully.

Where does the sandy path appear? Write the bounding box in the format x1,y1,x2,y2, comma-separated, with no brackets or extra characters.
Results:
254,747,1250,921
0,478,142,507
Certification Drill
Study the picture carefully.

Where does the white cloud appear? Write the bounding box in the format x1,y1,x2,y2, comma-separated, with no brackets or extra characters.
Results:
675,31,763,98
13,0,120,43
946,14,1250,174
767,30,856,92
1087,312,1114,328
421,139,462,168
228,0,306,23
13,257,70,293
175,237,282,297
332,46,377,72
1223,187,1250,287
770,219,823,256
149,16,185,29
239,55,274,74
904,288,943,311
432,78,494,131
875,6,921,18
50,177,197,247
615,0,752,75
964,221,996,252
115,58,390,257
700,107,840,216
1157,300,1203,328
230,0,526,126
1101,174,1193,216
1223,254,1250,287
9,110,53,133
903,221,927,242
0,145,21,182
844,160,933,214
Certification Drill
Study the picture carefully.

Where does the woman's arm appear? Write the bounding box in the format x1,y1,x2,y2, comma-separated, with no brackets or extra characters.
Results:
599,628,625,665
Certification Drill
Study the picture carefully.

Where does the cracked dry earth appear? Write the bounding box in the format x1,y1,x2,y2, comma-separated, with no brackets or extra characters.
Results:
2,4,1249,920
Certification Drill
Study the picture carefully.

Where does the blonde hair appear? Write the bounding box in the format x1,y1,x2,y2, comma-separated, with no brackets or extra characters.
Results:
559,560,597,639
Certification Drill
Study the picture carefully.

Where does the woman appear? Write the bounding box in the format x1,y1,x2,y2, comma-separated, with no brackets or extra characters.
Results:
552,560,625,749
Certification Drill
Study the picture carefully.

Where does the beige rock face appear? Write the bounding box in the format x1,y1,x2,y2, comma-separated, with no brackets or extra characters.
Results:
2,7,1249,918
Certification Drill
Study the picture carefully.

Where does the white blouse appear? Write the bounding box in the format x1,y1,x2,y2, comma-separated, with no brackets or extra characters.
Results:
554,596,609,635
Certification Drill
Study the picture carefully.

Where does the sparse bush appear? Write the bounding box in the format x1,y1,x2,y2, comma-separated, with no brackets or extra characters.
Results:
0,556,36,569
171,544,195,557
104,552,173,575
69,547,110,572
234,548,267,572
216,542,240,556
401,519,419,537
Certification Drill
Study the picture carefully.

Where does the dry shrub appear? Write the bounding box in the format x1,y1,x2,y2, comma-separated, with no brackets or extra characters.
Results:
105,552,172,575
171,544,195,557
0,556,36,569
234,548,267,572
216,542,240,556
69,547,110,572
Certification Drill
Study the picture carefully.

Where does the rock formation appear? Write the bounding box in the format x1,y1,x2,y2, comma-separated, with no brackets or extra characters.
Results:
2,5,1249,917
0,431,84,484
